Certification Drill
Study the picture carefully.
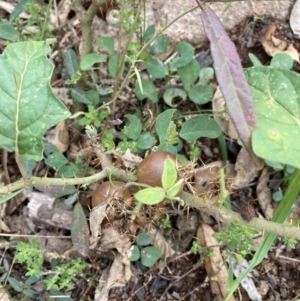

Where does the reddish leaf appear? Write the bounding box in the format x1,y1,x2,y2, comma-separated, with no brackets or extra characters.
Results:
196,3,263,168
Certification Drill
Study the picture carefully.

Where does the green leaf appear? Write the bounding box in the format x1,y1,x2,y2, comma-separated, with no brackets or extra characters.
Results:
140,246,161,267
167,179,184,197
270,53,293,70
149,35,170,54
45,152,68,168
248,53,263,67
0,189,23,204
129,245,140,261
95,36,114,55
71,203,89,256
162,158,177,189
272,190,283,202
108,54,125,77
134,79,158,103
136,233,153,246
163,88,187,107
70,88,93,104
122,114,142,140
188,84,214,105
172,42,194,69
10,0,31,22
180,116,221,142
58,163,79,178
136,131,157,150
80,53,107,71
134,187,165,205
143,25,155,43
8,277,23,292
246,66,300,169
157,143,177,155
199,67,214,85
155,109,179,144
64,49,79,77
146,56,168,79
0,41,70,161
177,59,200,91
0,20,19,41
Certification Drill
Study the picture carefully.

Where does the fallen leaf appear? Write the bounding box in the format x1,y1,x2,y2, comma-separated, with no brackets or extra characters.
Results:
212,87,238,140
44,120,70,153
260,23,299,62
256,168,274,219
233,147,259,189
122,149,143,169
290,0,300,37
230,255,262,301
197,223,235,301
0,285,12,301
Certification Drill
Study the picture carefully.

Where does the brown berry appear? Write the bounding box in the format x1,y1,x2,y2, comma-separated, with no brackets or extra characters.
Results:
137,151,178,187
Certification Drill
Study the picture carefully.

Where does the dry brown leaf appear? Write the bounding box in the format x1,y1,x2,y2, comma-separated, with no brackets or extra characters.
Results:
197,223,235,301
256,168,274,219
122,149,143,169
212,87,238,140
89,203,108,247
260,23,299,61
57,0,71,25
233,147,259,189
0,285,11,301
290,0,300,37
44,120,70,153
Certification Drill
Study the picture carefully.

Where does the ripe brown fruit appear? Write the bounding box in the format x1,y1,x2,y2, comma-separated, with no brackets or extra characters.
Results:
137,151,178,187
91,181,131,208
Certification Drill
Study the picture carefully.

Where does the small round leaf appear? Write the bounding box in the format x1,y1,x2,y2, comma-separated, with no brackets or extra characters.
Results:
134,188,165,205
140,246,161,267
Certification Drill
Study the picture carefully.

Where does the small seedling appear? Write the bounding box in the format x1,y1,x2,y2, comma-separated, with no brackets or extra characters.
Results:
129,233,161,268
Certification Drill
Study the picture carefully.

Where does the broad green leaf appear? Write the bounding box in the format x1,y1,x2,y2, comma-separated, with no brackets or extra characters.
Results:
172,42,194,69
143,25,155,43
134,187,165,205
199,67,214,85
70,88,93,104
199,6,261,168
167,179,184,197
134,79,158,103
80,53,107,71
58,163,79,178
122,114,142,140
155,109,179,145
157,143,177,155
270,53,293,70
177,59,200,91
180,116,221,142
95,36,114,55
136,233,153,246
136,131,157,150
10,0,31,22
162,158,177,189
163,88,187,107
71,203,89,256
140,246,161,267
0,189,23,204
108,54,125,77
64,49,79,77
188,84,214,105
129,245,140,261
146,56,168,78
0,41,70,161
45,152,68,168
0,20,19,41
245,66,300,169
148,35,170,54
